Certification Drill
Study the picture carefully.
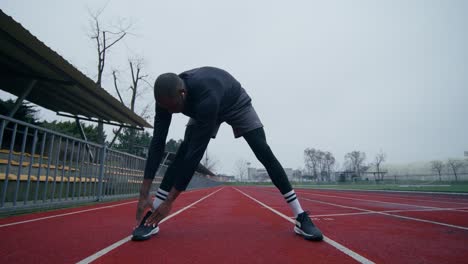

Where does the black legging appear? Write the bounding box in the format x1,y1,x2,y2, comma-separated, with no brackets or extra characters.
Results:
243,127,293,195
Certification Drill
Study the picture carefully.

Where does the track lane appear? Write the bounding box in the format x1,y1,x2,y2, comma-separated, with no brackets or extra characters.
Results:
300,188,468,204
0,188,208,227
0,187,218,264
296,189,468,209
94,187,359,264
241,186,468,264
295,189,468,228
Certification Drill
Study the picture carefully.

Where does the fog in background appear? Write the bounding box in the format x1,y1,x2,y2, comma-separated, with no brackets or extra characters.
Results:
1,0,467,177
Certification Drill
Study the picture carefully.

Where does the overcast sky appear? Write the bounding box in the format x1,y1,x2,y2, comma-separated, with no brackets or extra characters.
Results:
1,0,467,176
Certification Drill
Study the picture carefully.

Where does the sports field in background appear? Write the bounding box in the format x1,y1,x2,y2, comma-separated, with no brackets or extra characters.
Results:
226,181,468,193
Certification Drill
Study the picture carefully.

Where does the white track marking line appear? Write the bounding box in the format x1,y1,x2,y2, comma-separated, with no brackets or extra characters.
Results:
0,201,137,228
0,187,216,227
312,206,468,218
296,191,468,212
300,197,468,231
185,187,211,193
302,190,468,206
357,193,468,205
234,188,375,264
295,187,468,196
76,187,224,264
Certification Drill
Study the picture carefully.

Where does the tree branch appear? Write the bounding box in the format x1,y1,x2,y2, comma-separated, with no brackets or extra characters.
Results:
112,70,125,105
104,32,126,51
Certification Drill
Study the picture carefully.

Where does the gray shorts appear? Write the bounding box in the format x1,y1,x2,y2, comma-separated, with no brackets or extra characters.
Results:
187,103,263,138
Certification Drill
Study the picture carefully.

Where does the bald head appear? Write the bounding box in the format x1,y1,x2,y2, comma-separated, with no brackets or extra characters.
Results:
154,73,184,100
154,73,186,113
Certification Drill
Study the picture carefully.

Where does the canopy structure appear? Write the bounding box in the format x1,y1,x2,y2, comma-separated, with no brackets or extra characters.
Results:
0,9,152,129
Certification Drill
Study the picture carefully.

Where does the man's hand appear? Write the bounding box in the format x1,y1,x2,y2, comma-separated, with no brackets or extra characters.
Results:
135,179,154,226
135,196,153,227
145,201,173,226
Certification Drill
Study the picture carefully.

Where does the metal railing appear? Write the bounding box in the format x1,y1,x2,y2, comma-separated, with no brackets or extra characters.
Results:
0,114,163,212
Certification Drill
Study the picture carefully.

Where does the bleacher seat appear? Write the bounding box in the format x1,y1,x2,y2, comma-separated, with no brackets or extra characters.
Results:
0,159,79,172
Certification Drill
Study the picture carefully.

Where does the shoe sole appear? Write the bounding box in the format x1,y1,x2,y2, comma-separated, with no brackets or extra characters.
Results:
131,226,160,241
294,226,323,241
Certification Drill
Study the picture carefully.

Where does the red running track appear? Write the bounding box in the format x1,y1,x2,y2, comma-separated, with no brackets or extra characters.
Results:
1,186,468,263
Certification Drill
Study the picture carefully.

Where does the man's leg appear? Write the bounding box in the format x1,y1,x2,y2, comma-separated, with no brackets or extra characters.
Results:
242,127,303,216
243,127,323,241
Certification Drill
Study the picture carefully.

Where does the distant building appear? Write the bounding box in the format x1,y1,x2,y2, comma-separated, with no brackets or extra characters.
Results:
210,174,236,182
334,171,387,182
247,167,294,182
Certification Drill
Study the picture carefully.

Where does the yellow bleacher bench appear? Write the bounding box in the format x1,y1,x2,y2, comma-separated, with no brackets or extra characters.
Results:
0,159,79,172
0,149,48,159
0,173,38,181
0,173,98,183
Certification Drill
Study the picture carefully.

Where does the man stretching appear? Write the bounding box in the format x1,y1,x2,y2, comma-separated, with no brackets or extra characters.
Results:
132,66,323,242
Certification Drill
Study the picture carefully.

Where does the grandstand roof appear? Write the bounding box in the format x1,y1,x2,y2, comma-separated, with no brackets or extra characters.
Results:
0,10,152,128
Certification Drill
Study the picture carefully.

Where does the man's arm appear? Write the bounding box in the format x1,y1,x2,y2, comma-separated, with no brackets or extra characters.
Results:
135,179,154,226
136,106,171,224
142,106,172,185
144,96,219,226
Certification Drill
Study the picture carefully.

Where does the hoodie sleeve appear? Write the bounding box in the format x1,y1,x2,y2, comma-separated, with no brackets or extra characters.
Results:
143,105,172,180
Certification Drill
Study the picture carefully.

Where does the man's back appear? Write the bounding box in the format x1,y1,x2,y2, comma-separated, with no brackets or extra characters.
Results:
179,67,251,119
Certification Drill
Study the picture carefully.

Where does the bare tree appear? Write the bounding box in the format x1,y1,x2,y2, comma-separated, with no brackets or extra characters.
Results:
430,160,444,182
374,151,387,181
304,148,319,179
235,159,248,182
109,58,151,152
324,151,336,182
88,7,131,144
345,151,366,179
126,58,149,153
317,150,327,181
446,159,464,182
128,59,150,111
304,148,335,182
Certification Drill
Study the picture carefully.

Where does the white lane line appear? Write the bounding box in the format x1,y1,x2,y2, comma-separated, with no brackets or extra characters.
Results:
76,187,224,264
296,191,468,212
300,189,468,205
234,188,375,264
333,192,468,206
0,187,214,227
300,197,468,231
312,207,468,218
0,200,137,228
295,187,468,196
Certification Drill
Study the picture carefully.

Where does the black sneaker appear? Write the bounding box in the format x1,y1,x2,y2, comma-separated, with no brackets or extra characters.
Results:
131,211,159,241
294,211,324,241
